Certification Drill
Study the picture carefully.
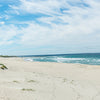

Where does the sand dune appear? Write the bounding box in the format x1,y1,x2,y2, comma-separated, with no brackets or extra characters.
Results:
0,57,100,100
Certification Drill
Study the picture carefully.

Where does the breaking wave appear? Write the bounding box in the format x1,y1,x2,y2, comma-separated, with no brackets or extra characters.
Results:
24,55,100,65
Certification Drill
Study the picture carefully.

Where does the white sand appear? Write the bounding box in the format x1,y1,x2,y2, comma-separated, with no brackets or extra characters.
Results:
0,57,100,100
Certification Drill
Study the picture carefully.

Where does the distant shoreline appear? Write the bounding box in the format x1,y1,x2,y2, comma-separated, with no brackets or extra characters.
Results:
1,53,100,57
0,55,17,58
18,53,100,57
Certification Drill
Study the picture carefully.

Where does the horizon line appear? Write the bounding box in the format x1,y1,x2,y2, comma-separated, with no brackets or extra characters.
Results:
17,52,100,57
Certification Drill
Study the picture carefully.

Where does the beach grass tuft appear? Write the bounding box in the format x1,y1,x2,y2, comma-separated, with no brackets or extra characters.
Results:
27,80,36,83
0,64,8,70
13,80,19,83
21,88,35,92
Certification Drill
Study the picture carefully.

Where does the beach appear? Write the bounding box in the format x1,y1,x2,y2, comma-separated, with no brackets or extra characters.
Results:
0,57,100,100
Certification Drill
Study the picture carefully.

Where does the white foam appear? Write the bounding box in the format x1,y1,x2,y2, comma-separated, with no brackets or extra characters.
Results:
54,57,85,62
25,58,33,62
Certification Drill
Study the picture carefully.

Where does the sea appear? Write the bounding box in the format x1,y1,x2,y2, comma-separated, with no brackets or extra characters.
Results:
19,53,100,65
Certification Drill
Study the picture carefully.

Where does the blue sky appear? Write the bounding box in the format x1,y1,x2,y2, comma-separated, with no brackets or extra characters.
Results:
0,0,100,55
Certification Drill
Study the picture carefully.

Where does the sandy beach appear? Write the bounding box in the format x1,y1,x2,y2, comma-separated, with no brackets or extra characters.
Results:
0,57,100,100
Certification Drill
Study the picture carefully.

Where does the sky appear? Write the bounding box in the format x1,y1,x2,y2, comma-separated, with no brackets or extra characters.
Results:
0,0,100,55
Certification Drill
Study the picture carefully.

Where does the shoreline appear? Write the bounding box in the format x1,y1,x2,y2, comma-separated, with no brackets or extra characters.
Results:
0,57,100,100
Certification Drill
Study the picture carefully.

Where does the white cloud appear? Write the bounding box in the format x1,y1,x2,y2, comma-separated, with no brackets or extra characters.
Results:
10,0,67,15
0,21,5,25
0,24,20,45
1,0,100,54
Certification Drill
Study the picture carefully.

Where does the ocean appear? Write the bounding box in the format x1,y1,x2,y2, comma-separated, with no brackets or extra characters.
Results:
20,53,100,65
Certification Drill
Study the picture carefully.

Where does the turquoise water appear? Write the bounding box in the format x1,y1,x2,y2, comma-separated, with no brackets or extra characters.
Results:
22,53,100,65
